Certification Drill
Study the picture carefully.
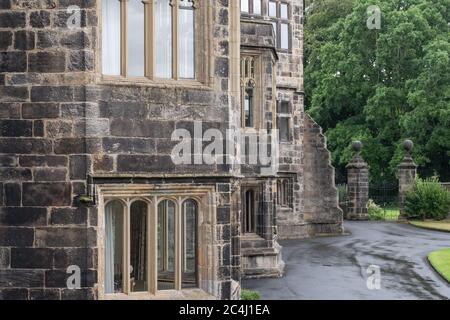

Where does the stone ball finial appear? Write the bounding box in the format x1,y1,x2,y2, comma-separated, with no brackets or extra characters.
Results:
403,139,414,153
352,141,363,153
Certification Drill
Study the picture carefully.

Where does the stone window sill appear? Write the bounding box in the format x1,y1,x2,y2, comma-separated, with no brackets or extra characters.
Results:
98,75,212,91
102,289,215,300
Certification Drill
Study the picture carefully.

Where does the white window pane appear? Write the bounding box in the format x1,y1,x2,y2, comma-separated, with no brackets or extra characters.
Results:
269,1,277,17
281,23,289,49
280,3,289,19
241,0,249,13
278,117,289,141
128,0,145,77
130,201,148,292
105,201,124,294
179,8,195,79
156,0,172,78
279,101,289,113
182,200,197,288
253,0,261,15
158,200,175,290
102,0,121,75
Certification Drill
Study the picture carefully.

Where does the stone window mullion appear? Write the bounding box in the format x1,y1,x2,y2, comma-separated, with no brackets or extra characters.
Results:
149,197,158,294
123,199,131,294
175,198,182,290
120,0,129,77
143,0,156,79
171,0,179,80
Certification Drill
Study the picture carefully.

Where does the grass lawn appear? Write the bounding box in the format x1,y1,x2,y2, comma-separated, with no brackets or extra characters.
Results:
383,208,400,220
370,207,400,221
409,219,450,232
428,248,450,283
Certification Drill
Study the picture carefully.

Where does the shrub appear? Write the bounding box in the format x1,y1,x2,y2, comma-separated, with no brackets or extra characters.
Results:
368,199,385,221
404,177,450,221
241,289,261,300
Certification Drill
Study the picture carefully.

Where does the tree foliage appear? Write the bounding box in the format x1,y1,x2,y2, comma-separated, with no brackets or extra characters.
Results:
304,0,450,182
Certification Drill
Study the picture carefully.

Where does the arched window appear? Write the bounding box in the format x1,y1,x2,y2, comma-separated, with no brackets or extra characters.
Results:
243,189,255,233
244,87,254,127
240,56,257,128
130,201,148,292
277,180,282,205
105,200,124,294
182,199,198,288
157,199,176,290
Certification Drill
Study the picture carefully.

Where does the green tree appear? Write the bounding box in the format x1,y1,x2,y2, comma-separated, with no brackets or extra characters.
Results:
305,0,450,182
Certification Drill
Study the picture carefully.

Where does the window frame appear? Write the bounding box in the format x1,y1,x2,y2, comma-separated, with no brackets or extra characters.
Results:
240,54,262,129
99,0,208,85
242,186,262,236
277,178,293,208
241,0,263,16
269,0,292,52
98,185,214,300
277,99,292,142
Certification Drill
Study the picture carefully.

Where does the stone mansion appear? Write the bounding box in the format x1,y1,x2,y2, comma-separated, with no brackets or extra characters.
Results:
0,0,342,300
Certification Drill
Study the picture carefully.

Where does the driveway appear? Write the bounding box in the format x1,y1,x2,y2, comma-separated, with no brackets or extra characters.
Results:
243,221,450,300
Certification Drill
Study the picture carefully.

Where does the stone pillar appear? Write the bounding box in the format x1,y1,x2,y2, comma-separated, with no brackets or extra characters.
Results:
346,141,369,220
398,140,417,220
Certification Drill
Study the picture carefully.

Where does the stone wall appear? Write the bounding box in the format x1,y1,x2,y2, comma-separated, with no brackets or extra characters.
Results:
0,0,98,300
0,0,240,300
278,115,343,238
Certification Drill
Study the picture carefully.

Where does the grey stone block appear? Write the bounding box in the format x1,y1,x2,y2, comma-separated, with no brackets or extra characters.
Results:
51,207,88,225
0,31,12,50
0,207,47,226
34,168,67,181
0,85,28,101
29,51,66,73
31,86,73,102
30,10,51,28
14,30,35,50
22,182,72,206
4,182,21,206
0,11,26,28
0,289,28,300
29,289,60,300
11,248,54,269
35,227,96,247
117,155,175,172
0,227,34,246
45,269,96,288
53,248,93,269
0,247,10,268
0,120,33,137
0,270,44,288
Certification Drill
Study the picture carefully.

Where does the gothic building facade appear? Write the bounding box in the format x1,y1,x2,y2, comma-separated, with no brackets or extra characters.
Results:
0,0,342,300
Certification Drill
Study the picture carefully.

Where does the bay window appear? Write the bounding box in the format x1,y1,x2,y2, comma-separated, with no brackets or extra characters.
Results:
104,196,199,296
101,0,197,80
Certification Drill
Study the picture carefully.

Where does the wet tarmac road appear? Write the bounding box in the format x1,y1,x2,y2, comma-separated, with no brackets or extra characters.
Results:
243,221,450,300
